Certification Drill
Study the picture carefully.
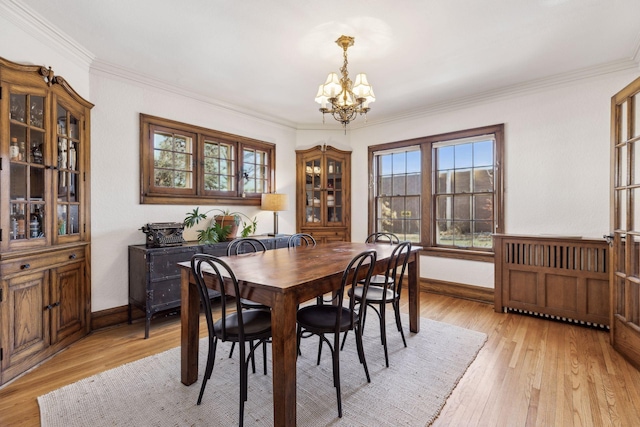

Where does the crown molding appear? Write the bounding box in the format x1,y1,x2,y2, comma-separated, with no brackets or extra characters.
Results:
1,0,95,68
359,58,640,128
632,31,640,64
5,0,639,132
90,59,297,130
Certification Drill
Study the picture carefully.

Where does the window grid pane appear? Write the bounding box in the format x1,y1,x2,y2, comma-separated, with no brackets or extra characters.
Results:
204,139,235,192
434,139,495,250
374,149,421,242
153,131,193,189
242,147,269,194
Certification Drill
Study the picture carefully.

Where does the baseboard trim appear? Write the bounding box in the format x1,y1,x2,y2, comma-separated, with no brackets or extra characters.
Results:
91,305,143,331
420,278,494,304
92,280,493,330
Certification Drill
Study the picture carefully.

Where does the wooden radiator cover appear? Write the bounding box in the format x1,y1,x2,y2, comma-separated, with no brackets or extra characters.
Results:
494,234,610,328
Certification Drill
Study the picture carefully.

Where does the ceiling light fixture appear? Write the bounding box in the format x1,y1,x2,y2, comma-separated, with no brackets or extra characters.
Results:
314,35,375,131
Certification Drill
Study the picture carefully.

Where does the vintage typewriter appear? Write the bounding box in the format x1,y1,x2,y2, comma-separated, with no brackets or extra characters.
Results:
140,222,186,248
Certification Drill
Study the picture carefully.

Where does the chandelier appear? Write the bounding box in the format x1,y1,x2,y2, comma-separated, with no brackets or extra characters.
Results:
314,35,375,129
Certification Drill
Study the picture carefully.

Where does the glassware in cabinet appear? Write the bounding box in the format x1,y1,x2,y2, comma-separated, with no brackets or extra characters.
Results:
8,91,47,242
55,104,81,236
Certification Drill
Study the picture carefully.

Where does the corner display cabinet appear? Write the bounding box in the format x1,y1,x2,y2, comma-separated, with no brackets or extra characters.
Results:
296,145,351,242
0,57,93,386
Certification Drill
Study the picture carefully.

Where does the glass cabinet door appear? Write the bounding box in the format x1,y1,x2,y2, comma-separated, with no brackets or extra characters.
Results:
304,158,322,225
326,155,344,224
56,103,81,236
9,91,46,242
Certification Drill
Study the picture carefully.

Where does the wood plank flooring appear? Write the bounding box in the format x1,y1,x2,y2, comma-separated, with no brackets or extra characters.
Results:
1,292,640,426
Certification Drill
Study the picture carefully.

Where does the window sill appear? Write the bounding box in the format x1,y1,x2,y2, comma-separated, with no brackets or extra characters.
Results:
420,246,494,263
140,194,261,206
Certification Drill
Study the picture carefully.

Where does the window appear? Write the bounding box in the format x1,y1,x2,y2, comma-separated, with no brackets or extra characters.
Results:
140,114,275,205
434,135,496,250
369,124,503,260
373,147,422,242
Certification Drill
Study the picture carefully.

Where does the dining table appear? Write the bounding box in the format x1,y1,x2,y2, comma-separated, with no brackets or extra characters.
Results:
179,240,422,426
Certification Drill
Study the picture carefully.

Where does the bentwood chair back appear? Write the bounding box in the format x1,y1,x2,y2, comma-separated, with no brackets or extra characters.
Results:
225,237,269,369
190,254,272,427
296,249,377,418
288,233,317,248
346,241,412,367
365,232,399,245
364,232,400,288
227,237,267,255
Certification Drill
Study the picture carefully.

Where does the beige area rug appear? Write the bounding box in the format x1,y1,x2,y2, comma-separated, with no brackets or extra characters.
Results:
38,316,486,426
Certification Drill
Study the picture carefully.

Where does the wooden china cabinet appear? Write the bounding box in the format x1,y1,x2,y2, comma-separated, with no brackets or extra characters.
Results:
0,57,93,386
296,145,351,242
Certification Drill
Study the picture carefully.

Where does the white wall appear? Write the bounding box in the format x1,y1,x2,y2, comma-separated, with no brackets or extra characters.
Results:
0,2,91,97
89,72,297,310
4,3,640,306
346,69,640,288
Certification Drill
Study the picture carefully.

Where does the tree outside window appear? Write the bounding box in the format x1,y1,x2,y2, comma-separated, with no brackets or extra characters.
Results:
140,114,275,205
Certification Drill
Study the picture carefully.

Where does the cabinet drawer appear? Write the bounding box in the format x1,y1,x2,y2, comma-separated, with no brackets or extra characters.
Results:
303,229,348,239
2,247,86,277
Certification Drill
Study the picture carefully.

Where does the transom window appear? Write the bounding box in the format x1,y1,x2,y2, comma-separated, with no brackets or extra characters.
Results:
203,138,236,193
242,147,269,194
140,114,275,205
369,124,503,261
153,128,194,190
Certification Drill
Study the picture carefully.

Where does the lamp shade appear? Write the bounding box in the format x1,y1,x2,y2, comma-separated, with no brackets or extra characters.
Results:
322,72,342,98
353,73,372,98
261,193,289,211
315,84,329,107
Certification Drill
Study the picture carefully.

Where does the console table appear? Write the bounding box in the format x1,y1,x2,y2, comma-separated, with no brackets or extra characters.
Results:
128,235,289,338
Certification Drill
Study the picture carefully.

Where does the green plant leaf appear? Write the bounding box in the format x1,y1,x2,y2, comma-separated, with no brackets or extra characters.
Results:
183,207,207,228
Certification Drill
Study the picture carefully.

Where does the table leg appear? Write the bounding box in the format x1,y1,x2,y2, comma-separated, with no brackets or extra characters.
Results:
408,251,421,333
270,293,298,426
181,267,200,385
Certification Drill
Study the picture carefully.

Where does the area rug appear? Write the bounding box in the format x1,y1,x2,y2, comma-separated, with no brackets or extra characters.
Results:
38,316,486,426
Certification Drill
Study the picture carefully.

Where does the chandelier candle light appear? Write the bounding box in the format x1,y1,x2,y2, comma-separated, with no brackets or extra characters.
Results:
315,35,375,130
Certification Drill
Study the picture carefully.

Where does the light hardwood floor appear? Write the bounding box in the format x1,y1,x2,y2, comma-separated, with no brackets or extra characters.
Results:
1,292,640,426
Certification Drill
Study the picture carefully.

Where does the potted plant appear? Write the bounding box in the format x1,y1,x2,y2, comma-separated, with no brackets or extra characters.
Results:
183,207,257,244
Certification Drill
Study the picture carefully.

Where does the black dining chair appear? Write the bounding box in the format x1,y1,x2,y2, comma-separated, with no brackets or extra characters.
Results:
287,233,317,248
364,232,401,289
296,249,377,418
226,237,269,371
227,237,268,255
288,233,318,355
344,241,412,367
365,232,400,245
190,254,272,427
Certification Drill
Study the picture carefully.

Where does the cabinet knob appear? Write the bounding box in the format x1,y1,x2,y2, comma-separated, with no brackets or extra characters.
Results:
44,304,52,310
69,253,77,259
53,301,61,307
21,263,30,269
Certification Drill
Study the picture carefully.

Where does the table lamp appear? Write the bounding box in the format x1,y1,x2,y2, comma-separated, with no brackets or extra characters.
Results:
261,193,289,236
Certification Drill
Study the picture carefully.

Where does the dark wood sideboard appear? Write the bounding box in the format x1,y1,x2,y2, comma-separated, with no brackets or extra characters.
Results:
128,235,290,338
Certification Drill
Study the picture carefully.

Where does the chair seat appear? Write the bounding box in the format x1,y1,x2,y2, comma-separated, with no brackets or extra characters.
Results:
214,309,272,340
297,305,357,333
350,284,397,303
366,274,392,286
239,298,268,308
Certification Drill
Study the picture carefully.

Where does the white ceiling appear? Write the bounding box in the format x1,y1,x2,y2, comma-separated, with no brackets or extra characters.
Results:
17,0,640,129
